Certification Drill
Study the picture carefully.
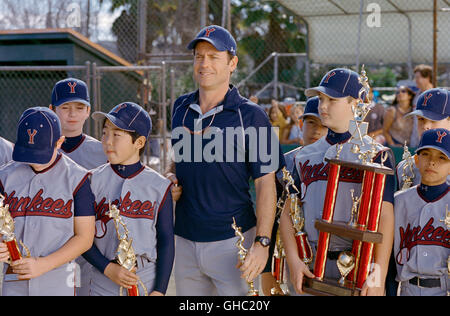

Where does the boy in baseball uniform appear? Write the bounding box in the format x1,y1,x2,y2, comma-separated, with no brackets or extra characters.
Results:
0,107,95,296
396,88,450,190
394,128,450,296
50,78,107,295
262,96,328,295
0,137,13,166
50,78,107,170
279,68,396,296
83,102,174,296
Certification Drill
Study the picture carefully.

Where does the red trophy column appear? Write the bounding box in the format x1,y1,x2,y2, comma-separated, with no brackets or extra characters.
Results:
348,170,374,282
356,173,386,289
314,162,341,280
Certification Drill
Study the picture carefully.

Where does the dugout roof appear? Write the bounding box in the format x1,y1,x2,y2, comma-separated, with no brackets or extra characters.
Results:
278,0,450,68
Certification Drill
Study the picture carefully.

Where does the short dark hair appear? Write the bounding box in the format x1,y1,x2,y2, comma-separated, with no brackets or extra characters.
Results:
414,64,433,82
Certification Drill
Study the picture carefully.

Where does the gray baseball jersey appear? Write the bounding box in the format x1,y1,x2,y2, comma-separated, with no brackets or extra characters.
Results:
294,136,387,278
394,186,449,296
0,137,13,166
58,134,107,296
59,134,107,170
89,163,172,295
0,154,90,296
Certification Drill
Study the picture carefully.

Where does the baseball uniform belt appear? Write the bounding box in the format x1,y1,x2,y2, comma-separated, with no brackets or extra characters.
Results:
136,254,153,270
408,277,441,288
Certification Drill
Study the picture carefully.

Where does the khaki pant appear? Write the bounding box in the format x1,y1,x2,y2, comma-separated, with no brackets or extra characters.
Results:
174,228,257,296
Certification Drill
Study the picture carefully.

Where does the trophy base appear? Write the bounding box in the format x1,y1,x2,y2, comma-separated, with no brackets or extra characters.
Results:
315,220,383,243
303,277,360,296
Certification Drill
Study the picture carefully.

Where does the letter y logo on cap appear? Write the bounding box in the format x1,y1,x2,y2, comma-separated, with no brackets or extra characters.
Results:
205,27,216,37
323,71,336,84
27,129,37,145
436,130,447,143
67,82,77,94
422,93,433,106
113,103,128,113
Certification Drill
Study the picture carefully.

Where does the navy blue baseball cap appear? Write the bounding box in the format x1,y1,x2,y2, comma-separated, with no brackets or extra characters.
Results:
305,68,363,99
301,97,320,119
51,78,90,107
416,128,450,159
92,102,151,139
13,107,62,164
406,88,449,121
187,25,237,56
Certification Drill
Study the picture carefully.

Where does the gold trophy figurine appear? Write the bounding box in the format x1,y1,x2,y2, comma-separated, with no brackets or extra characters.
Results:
0,194,30,281
400,141,415,190
348,189,361,227
231,217,259,296
107,203,148,296
280,168,313,265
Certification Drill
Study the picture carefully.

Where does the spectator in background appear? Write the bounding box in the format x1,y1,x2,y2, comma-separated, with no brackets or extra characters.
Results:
414,64,434,95
410,64,434,147
365,89,386,145
269,100,288,140
280,104,304,146
383,86,416,147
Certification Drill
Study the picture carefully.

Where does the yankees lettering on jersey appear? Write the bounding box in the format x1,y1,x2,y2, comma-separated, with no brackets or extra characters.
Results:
94,191,156,224
397,218,450,264
2,188,72,218
394,186,450,280
299,159,363,188
294,135,388,251
0,154,89,257
90,163,171,261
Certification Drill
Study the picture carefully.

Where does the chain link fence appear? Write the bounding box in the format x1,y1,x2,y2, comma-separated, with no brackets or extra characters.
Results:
0,64,91,141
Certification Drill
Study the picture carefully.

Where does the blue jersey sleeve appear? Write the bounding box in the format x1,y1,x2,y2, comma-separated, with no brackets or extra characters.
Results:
73,175,96,217
154,190,175,294
82,243,111,274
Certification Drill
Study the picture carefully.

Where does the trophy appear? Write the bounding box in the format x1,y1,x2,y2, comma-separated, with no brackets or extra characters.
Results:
107,203,147,296
271,228,289,295
231,217,259,296
0,194,31,281
304,66,394,296
281,168,313,265
400,141,415,190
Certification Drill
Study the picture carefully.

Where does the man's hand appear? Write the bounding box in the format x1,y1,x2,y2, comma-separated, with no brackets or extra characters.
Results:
166,172,182,202
238,242,268,283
